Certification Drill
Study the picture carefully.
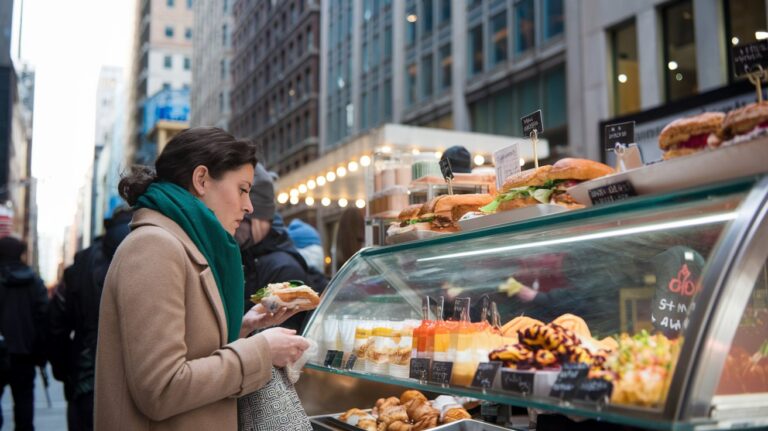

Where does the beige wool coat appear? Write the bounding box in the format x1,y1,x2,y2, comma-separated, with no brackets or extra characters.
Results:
94,208,273,431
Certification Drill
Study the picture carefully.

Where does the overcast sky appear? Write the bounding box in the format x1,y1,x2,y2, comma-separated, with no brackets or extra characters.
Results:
13,0,133,283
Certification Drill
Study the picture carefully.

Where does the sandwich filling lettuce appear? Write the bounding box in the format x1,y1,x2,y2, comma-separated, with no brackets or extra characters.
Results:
250,280,305,303
480,179,567,213
401,213,436,227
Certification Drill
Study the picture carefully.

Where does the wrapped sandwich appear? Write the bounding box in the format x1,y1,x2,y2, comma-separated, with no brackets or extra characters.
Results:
249,280,320,312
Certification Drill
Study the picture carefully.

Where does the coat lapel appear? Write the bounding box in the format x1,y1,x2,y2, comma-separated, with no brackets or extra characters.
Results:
132,209,230,346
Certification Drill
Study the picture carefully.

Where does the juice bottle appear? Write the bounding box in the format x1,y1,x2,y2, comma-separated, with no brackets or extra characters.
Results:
412,297,431,359
433,297,453,362
452,304,478,386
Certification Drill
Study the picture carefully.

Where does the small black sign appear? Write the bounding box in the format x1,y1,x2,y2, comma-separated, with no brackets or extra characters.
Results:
429,361,454,385
345,354,358,370
521,110,544,136
549,363,589,399
575,378,614,402
409,358,431,380
500,369,535,394
439,158,454,181
605,121,636,150
471,361,502,389
732,40,768,77
332,351,344,368
323,350,340,368
588,180,637,205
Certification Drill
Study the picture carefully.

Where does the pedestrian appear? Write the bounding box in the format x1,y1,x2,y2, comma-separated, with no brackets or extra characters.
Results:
287,218,325,273
48,208,132,431
94,127,309,431
0,236,48,431
439,145,472,174
234,163,325,431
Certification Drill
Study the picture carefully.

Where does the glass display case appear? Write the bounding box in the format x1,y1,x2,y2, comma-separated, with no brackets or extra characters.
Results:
303,175,768,430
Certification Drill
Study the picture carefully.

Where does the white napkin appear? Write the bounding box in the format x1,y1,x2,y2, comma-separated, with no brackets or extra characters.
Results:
285,338,318,384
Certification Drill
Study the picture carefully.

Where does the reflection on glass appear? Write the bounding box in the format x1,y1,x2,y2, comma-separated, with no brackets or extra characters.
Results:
543,0,563,40
422,0,434,36
515,0,535,55
491,11,508,66
663,0,698,102
406,63,417,105
439,43,452,89
716,259,768,395
611,20,640,115
468,24,483,76
440,0,451,24
407,8,417,46
726,0,768,81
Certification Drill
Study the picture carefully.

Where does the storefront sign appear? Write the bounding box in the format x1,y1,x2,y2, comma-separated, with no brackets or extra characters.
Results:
605,121,636,150
409,358,431,380
500,369,535,394
471,361,501,389
732,40,768,77
588,180,637,204
493,143,521,190
575,378,614,402
429,361,454,385
549,363,589,399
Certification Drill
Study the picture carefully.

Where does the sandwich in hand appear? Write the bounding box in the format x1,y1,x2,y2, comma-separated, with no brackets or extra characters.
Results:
250,280,320,312
481,158,613,213
387,194,494,236
658,112,725,159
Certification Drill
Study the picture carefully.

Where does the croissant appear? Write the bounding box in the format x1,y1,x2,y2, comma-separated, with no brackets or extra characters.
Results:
373,396,401,416
442,407,471,423
387,421,414,431
339,408,369,422
379,405,409,424
357,418,377,431
400,390,427,405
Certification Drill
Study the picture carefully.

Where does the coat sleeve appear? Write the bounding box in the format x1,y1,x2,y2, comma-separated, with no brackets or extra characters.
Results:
113,228,273,421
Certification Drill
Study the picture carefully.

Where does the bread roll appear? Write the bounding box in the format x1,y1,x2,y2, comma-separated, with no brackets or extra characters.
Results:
399,390,427,405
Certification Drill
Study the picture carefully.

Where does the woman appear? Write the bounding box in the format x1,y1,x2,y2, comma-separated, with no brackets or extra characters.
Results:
94,127,309,431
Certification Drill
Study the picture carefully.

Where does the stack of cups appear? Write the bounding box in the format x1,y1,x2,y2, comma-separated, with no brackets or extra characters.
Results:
321,316,340,360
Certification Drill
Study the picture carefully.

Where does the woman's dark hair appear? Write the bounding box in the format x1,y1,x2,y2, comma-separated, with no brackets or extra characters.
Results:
119,127,257,205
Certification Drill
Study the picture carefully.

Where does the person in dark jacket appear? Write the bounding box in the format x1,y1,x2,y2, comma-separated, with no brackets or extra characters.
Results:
47,208,132,431
235,164,328,332
0,236,48,431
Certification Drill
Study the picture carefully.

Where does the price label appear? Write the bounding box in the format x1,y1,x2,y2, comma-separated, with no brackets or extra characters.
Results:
605,121,636,150
429,361,454,385
732,40,768,77
521,110,544,136
500,369,535,394
549,363,589,400
493,144,521,191
323,350,342,368
409,358,431,380
575,378,614,402
588,180,637,205
439,158,454,181
471,361,502,389
345,354,358,370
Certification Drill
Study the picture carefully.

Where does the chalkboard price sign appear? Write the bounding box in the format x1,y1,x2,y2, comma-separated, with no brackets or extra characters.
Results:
345,354,358,370
549,363,589,399
521,110,544,136
732,40,768,77
471,362,501,389
605,121,636,150
323,350,343,368
429,361,454,386
439,158,454,181
500,369,535,394
588,180,637,205
575,378,614,402
409,358,431,381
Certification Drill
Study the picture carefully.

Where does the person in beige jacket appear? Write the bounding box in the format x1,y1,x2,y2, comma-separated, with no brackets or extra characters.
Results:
94,127,309,431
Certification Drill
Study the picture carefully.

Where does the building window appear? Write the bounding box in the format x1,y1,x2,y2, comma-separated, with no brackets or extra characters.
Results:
725,0,768,81
542,0,564,40
219,92,224,112
362,91,369,129
224,0,229,12
223,24,229,47
422,54,434,99
436,43,452,90
164,55,173,69
187,0,193,9
439,0,451,24
167,0,174,7
372,33,380,66
184,57,191,70
163,82,171,90
363,42,369,72
610,20,640,115
515,0,535,55
384,27,392,59
185,28,192,40
406,63,417,105
165,26,174,38
467,0,481,9
307,27,314,49
422,0,434,37
406,7,417,46
384,78,392,119
372,84,380,125
468,24,483,76
221,59,227,80
491,11,508,65
662,0,697,102
544,66,566,128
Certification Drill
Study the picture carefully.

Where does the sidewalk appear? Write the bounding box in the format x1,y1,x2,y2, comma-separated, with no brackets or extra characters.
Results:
1,365,68,431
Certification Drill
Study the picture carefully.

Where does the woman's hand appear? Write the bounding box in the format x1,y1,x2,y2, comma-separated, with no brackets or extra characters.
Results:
260,327,310,367
240,303,302,337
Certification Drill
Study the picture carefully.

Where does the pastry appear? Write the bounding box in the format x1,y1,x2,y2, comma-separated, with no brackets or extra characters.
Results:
442,407,471,423
404,399,439,431
400,390,427,405
534,349,558,367
721,102,768,141
501,315,544,337
489,343,534,368
658,112,725,159
373,397,401,416
552,314,592,339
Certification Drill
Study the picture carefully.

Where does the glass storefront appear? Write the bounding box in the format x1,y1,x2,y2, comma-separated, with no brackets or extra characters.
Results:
662,0,698,102
611,19,640,115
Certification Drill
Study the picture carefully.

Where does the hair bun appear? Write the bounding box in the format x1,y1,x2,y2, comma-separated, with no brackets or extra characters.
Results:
118,165,157,206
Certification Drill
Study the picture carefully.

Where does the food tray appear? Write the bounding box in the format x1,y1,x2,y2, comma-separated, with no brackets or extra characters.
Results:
567,137,768,207
309,415,510,431
458,205,568,231
385,228,451,244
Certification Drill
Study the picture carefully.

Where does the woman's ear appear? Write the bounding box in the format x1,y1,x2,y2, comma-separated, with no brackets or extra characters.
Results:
190,165,210,197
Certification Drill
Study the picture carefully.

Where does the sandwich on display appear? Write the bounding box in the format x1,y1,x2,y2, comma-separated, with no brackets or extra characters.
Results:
386,194,493,241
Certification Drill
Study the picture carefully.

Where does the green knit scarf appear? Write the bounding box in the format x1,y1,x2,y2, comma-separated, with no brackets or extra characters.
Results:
136,181,243,343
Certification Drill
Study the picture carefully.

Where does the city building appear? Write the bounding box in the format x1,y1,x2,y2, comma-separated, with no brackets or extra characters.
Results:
320,0,568,157
127,0,194,164
92,66,123,240
190,0,234,130
230,0,321,177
